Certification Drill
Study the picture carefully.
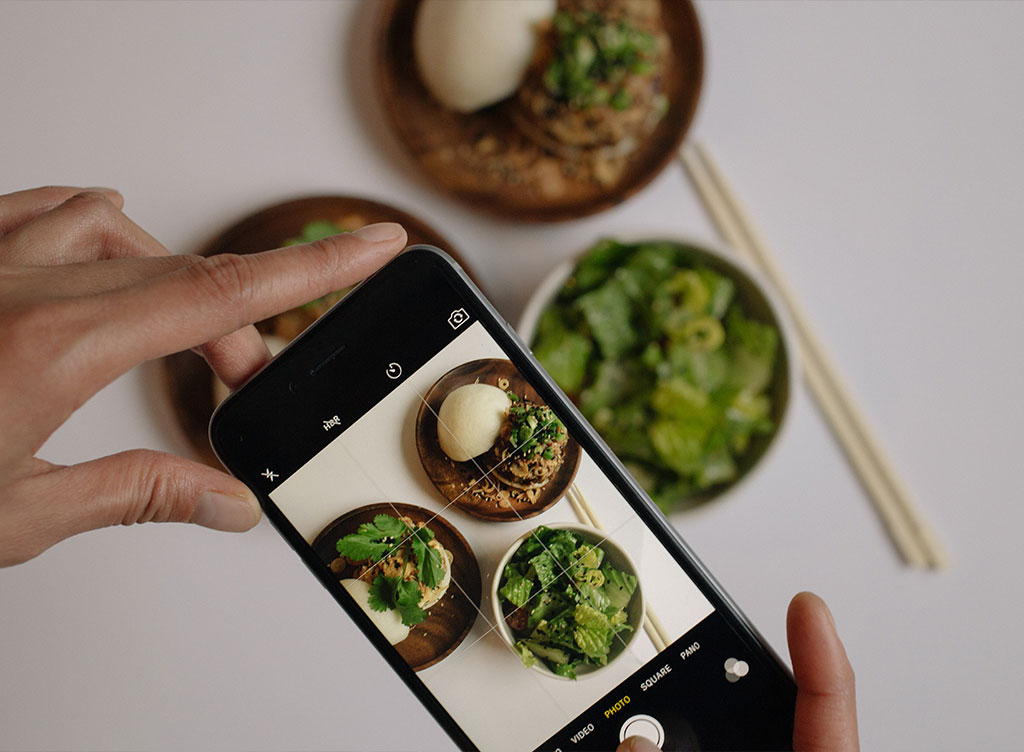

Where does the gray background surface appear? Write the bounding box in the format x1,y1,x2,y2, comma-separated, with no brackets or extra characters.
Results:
1,2,1022,750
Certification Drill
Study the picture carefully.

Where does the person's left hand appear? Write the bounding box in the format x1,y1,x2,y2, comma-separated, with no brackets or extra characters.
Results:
0,185,407,567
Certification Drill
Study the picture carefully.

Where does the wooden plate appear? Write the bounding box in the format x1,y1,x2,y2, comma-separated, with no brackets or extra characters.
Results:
161,195,470,468
415,359,581,521
375,0,703,222
311,502,481,672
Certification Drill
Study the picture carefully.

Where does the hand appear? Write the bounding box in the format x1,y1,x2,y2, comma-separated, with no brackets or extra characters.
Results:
0,186,406,567
618,592,858,752
786,592,859,751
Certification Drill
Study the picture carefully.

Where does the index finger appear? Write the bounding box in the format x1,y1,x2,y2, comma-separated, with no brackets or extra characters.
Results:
87,222,407,382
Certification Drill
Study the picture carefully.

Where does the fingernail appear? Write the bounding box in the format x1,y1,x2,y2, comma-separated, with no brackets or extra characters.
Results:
191,489,261,532
352,222,404,243
622,735,660,752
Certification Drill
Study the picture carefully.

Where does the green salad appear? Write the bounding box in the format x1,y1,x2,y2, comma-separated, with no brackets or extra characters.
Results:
498,526,638,679
532,239,780,511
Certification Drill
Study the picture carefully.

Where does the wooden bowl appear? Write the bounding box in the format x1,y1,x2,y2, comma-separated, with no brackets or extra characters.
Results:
161,195,469,468
374,0,704,221
415,358,582,521
312,502,481,672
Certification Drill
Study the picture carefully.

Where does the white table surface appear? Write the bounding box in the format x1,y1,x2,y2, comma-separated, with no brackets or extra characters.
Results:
1,2,1022,750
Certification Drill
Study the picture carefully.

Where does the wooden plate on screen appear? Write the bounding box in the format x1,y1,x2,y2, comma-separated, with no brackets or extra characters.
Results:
161,195,470,468
375,0,703,221
311,502,481,671
415,359,581,521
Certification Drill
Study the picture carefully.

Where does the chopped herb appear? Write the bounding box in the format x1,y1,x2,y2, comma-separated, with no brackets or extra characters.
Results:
542,11,658,110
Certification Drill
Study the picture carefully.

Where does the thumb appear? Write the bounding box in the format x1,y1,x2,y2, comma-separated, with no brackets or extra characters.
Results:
787,592,859,752
3,450,260,566
617,734,661,752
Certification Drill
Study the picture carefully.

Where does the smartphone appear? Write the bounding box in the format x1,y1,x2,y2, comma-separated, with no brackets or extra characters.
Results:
210,246,796,751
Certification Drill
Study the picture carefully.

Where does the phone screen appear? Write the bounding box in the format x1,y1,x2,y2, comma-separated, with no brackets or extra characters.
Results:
212,249,794,751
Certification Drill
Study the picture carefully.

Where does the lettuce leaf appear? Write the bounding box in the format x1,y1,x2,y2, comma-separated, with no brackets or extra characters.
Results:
602,566,638,610
529,552,558,590
573,604,613,663
499,571,534,609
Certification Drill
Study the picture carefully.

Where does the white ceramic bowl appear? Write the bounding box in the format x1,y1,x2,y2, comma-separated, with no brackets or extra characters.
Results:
491,523,645,680
517,236,797,513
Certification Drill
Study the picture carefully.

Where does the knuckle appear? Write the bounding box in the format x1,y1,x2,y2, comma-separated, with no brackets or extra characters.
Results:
66,189,119,219
188,253,258,305
120,450,196,525
304,236,344,272
60,191,122,243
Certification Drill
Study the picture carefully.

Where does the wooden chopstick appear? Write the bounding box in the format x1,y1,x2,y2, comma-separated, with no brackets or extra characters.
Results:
679,142,949,570
566,484,672,651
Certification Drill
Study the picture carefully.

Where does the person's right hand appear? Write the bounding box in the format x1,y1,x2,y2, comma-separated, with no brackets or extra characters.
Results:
786,592,859,751
618,591,858,752
0,185,406,567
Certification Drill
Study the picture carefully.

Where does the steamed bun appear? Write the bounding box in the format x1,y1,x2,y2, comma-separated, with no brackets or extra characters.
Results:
414,0,555,113
342,578,410,645
437,383,511,462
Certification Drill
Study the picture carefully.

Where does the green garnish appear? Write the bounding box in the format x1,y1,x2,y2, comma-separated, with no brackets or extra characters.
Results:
542,11,657,110
531,240,780,512
505,393,567,457
498,527,637,679
367,575,427,627
336,514,445,626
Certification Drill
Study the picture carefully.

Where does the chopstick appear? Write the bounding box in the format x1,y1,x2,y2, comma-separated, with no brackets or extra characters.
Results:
566,484,672,651
679,142,949,570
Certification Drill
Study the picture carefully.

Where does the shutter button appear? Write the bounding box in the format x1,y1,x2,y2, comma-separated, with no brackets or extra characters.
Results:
619,714,665,748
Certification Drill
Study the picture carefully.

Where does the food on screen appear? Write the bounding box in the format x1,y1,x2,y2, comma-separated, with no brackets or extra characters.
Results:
496,525,641,680
437,383,512,462
489,394,568,491
313,504,482,671
417,359,582,521
333,514,453,639
436,383,570,494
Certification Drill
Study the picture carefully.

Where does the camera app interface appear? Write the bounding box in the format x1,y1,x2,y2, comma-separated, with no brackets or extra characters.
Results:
262,308,791,751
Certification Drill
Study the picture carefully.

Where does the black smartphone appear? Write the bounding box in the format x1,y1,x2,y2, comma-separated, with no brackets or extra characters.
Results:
210,246,796,751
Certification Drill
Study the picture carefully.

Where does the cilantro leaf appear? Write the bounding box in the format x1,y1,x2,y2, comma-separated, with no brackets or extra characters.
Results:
367,575,399,613
410,530,444,590
336,533,389,562
370,514,408,539
337,514,410,563
395,580,428,626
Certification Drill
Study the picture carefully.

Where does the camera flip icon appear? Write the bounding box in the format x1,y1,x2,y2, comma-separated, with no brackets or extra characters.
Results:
448,308,470,330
